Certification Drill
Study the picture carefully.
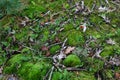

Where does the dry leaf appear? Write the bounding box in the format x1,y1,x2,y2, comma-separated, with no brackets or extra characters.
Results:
106,38,116,45
93,48,103,58
109,55,120,66
58,53,66,60
55,37,60,43
41,46,48,51
20,16,30,27
64,46,75,54
98,6,108,12
115,72,120,79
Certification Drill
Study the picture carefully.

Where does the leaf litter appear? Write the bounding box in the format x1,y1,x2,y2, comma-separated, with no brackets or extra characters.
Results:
1,0,120,80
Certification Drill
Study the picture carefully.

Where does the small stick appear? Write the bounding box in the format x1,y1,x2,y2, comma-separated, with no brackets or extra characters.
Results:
43,67,52,80
48,42,62,48
66,67,86,71
62,38,67,48
48,66,54,80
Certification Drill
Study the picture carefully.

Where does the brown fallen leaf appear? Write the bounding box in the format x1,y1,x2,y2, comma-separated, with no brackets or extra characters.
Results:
64,46,75,54
41,46,48,51
55,37,60,43
115,72,120,79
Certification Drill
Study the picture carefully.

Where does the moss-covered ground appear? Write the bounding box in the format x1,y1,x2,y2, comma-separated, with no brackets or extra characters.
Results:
0,0,120,80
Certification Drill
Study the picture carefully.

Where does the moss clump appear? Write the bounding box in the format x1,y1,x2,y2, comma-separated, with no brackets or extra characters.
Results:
67,30,84,46
63,54,81,67
4,54,52,80
18,62,51,80
100,45,114,58
52,70,72,80
50,45,60,55
86,29,101,39
72,71,96,80
52,72,62,80
4,54,30,74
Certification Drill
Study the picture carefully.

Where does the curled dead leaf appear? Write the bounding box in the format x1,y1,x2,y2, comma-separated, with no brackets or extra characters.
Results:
64,46,75,54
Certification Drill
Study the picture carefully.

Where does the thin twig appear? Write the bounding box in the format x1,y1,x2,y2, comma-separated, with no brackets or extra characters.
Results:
43,67,52,80
48,66,54,80
48,42,62,48
66,67,86,71
62,38,67,48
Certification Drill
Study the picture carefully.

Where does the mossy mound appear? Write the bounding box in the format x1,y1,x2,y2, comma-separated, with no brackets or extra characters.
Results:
52,70,72,80
18,62,51,80
100,46,113,58
67,30,84,46
59,29,84,46
63,54,82,67
3,54,52,80
4,54,30,74
50,45,61,55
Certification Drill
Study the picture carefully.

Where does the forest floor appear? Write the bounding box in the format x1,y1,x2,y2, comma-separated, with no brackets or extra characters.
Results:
0,0,120,80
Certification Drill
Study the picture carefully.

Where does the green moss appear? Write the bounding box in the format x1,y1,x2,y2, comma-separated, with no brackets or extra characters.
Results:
86,29,101,39
89,14,103,25
41,29,49,42
18,62,33,77
18,62,51,80
116,29,120,37
52,72,62,80
15,28,29,41
67,30,84,46
0,16,10,26
89,41,97,48
52,70,72,80
71,71,95,80
58,29,84,46
63,23,74,31
63,54,82,67
50,45,60,55
30,63,48,80
101,69,114,80
4,54,51,80
100,46,114,58
85,58,104,72
4,54,30,74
